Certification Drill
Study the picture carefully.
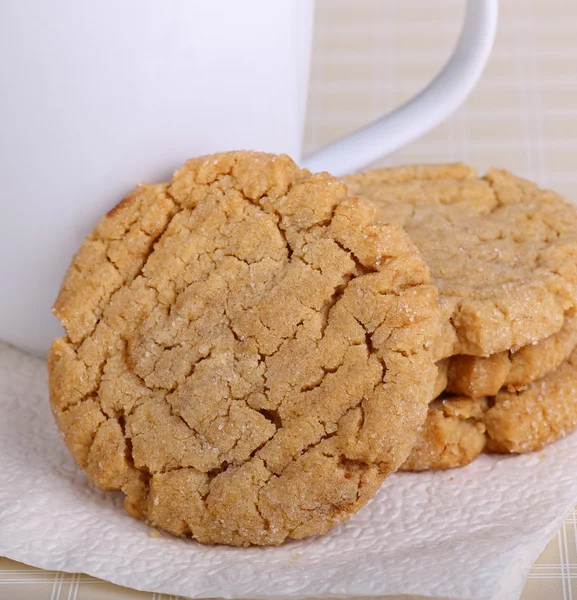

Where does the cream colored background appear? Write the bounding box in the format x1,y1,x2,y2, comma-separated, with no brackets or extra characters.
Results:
2,0,577,598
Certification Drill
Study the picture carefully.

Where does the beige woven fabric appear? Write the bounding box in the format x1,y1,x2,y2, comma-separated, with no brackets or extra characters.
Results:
2,0,576,597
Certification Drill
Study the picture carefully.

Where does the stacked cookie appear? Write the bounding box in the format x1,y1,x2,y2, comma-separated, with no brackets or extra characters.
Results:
346,164,577,470
48,152,577,546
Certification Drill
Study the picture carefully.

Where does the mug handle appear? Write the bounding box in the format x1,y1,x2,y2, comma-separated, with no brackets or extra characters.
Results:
302,0,498,175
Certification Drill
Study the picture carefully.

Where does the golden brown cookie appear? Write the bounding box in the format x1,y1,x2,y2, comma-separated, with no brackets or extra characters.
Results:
401,347,577,471
48,151,440,546
346,165,577,359
434,359,449,398
401,396,487,472
446,312,577,397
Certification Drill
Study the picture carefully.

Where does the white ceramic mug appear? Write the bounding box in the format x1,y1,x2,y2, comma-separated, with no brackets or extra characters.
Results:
0,0,497,356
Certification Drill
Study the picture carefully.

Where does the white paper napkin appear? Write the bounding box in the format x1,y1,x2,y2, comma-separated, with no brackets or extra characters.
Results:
1,341,576,600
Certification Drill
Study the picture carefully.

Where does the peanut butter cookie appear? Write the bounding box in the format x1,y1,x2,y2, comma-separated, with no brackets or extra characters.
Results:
446,312,577,397
401,347,577,471
346,164,577,358
48,151,440,546
400,395,487,472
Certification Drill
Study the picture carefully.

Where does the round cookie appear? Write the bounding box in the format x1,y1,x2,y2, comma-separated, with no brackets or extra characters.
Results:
346,164,577,359
446,311,577,397
48,151,440,546
401,346,577,471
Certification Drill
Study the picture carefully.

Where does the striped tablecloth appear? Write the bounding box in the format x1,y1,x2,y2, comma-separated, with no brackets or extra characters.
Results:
2,0,576,598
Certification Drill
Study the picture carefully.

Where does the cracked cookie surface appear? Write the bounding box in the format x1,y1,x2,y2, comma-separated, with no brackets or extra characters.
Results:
346,164,577,358
48,151,440,546
401,347,577,471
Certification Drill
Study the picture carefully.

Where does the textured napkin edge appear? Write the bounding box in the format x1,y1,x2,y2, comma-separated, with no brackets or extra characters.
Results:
490,504,576,600
2,506,571,600
0,548,155,596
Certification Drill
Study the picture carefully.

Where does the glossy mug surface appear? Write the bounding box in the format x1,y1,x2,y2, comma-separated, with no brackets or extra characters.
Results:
0,0,497,355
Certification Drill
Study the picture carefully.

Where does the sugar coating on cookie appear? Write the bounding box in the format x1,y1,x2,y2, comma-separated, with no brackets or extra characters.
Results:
48,151,440,546
402,346,577,471
346,165,577,358
446,312,577,397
